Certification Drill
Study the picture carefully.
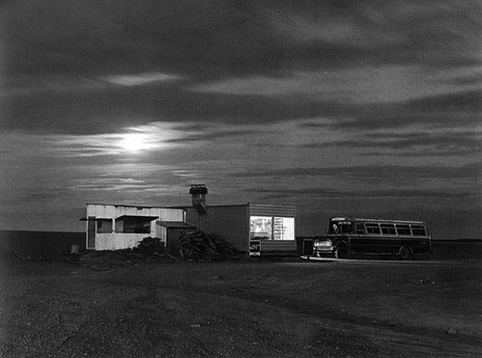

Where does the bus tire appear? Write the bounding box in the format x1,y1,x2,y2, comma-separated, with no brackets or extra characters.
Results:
399,246,412,260
335,243,348,259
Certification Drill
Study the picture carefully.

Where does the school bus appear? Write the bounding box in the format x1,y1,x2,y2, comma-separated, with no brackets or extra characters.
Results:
313,217,431,259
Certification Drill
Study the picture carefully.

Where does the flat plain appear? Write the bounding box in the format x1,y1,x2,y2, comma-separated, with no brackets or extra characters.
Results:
1,242,481,358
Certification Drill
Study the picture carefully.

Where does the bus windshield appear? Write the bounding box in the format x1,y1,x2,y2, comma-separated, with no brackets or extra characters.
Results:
330,221,352,234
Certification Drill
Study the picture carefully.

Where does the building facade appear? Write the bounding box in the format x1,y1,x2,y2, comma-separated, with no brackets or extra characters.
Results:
81,200,297,256
185,203,297,256
81,204,186,250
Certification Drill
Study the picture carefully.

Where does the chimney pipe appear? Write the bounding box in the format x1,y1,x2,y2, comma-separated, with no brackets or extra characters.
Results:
189,184,208,215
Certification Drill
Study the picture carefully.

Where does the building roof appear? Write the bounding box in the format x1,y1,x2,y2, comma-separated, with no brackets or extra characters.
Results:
156,221,196,229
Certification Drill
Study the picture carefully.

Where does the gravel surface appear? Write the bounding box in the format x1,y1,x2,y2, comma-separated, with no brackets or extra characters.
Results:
1,251,481,357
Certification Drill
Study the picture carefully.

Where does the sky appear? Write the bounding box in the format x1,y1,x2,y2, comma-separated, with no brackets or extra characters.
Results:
0,0,481,239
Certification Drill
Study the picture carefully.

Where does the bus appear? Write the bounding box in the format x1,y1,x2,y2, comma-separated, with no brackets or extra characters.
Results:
312,217,431,260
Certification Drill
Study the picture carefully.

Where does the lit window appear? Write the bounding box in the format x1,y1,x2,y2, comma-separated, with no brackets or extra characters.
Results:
250,216,272,240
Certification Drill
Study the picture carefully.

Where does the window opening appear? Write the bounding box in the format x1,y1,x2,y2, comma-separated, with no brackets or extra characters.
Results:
365,223,381,235
96,219,113,233
396,224,411,235
380,224,396,235
411,225,427,236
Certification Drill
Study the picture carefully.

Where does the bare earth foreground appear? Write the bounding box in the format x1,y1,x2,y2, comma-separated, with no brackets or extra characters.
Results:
1,248,481,357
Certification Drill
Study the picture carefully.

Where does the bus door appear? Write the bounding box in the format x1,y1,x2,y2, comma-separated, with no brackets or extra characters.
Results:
349,222,365,253
332,221,356,252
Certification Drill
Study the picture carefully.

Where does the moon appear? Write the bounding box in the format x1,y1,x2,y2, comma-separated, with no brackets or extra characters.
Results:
120,133,148,152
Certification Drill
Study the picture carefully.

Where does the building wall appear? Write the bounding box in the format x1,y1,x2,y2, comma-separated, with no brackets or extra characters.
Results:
248,203,297,218
186,205,250,252
185,203,297,254
85,204,184,250
83,203,296,253
86,204,184,222
94,233,150,251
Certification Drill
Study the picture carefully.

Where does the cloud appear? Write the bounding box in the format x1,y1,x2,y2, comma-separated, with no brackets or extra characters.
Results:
166,129,257,144
231,163,481,190
2,0,481,138
264,0,482,69
1,81,348,134
408,89,482,113
245,186,474,199
2,0,280,78
193,65,482,104
104,72,183,87
264,5,403,49
0,123,197,161
301,130,482,157
5,0,480,84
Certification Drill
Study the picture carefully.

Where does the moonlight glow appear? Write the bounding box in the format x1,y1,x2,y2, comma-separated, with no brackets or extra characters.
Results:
120,133,152,152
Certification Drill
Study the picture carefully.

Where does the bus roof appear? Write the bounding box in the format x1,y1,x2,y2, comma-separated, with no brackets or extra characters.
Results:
330,217,426,225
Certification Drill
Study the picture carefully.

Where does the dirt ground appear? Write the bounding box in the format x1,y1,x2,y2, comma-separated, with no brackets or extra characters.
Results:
1,251,481,357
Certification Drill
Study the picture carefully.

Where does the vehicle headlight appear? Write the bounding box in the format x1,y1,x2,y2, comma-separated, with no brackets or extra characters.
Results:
315,240,332,247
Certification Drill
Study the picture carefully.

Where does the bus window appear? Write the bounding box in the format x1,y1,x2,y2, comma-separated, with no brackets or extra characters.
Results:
355,223,364,234
365,223,381,234
380,224,396,235
396,224,411,235
411,225,427,236
338,222,352,234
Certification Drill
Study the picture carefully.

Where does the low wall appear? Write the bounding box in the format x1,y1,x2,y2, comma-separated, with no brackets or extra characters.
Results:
0,230,85,261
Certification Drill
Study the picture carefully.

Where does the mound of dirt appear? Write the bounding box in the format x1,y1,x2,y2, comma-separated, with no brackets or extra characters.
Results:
168,231,241,262
65,237,176,270
64,233,242,270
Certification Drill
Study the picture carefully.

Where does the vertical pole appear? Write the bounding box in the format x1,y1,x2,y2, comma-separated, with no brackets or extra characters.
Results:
87,216,96,249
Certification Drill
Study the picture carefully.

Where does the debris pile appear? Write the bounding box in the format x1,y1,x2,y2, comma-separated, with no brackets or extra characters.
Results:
65,233,240,269
65,236,175,270
137,236,165,255
169,231,239,262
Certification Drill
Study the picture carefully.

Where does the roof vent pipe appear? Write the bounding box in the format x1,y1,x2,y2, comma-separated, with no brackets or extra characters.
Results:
189,184,208,215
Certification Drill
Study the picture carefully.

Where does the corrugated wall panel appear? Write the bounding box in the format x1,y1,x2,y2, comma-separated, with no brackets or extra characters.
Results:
248,203,297,217
259,240,297,252
86,204,116,219
95,233,148,250
86,204,184,222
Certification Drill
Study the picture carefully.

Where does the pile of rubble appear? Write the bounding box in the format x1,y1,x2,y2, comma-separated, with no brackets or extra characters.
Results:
66,233,240,269
168,231,240,262
137,236,166,256
65,237,173,270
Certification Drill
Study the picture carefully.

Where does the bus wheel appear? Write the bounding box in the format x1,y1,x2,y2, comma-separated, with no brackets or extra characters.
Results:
335,244,348,259
399,246,412,260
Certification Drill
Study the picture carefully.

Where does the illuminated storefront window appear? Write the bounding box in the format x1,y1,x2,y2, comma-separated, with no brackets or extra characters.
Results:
250,216,272,239
273,217,295,240
250,216,294,240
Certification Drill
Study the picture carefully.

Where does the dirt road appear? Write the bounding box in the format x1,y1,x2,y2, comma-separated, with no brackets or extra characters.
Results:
1,255,481,357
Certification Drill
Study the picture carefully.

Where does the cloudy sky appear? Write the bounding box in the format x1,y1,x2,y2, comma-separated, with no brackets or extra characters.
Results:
1,0,481,239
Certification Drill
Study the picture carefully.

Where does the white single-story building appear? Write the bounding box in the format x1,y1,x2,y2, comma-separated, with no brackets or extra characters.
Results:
80,185,297,256
80,203,191,250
